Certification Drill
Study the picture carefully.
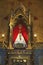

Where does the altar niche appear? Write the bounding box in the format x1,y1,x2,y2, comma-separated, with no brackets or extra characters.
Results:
9,14,29,49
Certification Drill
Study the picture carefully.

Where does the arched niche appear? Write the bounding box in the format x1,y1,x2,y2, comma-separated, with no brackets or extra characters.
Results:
11,14,29,48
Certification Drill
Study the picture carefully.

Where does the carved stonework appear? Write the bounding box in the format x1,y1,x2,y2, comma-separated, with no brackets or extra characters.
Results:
9,4,32,49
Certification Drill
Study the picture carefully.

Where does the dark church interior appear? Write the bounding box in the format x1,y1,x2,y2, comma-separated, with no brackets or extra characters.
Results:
0,0,43,65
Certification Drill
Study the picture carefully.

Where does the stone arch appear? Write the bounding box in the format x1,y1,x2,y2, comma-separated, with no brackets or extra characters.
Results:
13,14,29,32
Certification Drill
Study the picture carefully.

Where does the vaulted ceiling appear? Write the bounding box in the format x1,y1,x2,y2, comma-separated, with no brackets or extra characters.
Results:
0,0,43,42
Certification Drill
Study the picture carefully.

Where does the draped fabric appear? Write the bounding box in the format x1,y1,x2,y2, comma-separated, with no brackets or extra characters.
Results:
12,25,28,45
22,26,28,43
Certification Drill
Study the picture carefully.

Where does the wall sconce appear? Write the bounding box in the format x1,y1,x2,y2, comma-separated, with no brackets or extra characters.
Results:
34,34,37,37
